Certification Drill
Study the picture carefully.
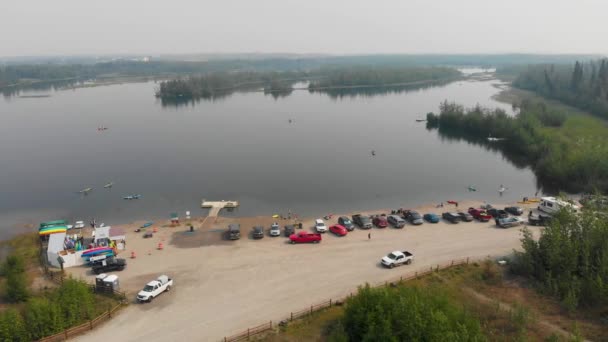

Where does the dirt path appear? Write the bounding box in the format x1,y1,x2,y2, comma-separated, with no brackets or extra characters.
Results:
463,288,589,341
71,201,540,342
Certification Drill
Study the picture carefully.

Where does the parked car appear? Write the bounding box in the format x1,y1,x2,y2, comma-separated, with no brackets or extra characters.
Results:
528,213,552,226
352,214,372,229
136,275,173,303
289,232,322,244
497,216,525,228
387,215,406,228
423,213,440,223
403,210,424,225
92,258,126,274
457,212,474,222
372,215,388,228
227,224,240,240
329,224,348,236
487,208,509,219
252,226,264,239
468,208,492,222
381,251,414,268
284,224,296,237
269,222,281,237
442,212,461,224
504,206,524,216
314,219,327,233
338,216,355,231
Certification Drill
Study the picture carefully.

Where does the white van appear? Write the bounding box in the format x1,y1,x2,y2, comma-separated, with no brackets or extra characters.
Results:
538,197,580,215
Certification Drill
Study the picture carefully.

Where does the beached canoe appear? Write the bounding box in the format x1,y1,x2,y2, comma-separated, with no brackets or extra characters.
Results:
141,222,154,228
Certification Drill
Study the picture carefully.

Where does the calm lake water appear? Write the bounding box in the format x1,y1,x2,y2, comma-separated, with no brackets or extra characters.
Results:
0,75,536,239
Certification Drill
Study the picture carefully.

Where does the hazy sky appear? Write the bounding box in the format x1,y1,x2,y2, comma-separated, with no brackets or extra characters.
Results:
2,0,607,56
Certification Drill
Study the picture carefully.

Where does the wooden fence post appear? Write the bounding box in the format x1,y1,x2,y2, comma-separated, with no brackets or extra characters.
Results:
64,329,68,339
247,328,250,340
415,271,418,279
451,260,454,266
310,305,313,315
89,319,93,330
291,312,293,321
224,337,227,342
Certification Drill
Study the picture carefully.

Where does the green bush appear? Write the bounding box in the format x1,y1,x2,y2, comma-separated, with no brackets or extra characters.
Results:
342,284,485,341
2,255,29,302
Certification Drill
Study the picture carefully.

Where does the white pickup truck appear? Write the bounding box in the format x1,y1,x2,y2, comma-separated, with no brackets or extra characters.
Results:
137,275,173,303
381,251,414,268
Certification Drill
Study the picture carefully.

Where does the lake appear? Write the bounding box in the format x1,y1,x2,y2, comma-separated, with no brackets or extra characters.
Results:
0,75,536,239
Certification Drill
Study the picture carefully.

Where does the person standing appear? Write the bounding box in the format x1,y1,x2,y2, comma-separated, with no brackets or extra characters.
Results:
368,233,371,240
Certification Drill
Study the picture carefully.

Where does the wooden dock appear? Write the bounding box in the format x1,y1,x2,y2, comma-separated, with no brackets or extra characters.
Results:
201,200,239,217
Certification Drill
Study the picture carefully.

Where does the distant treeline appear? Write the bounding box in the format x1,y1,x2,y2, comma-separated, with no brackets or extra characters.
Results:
307,66,460,90
2,53,597,91
426,100,608,192
513,59,608,119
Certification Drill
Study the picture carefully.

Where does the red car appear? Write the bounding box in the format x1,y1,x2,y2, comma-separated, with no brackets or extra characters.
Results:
289,232,322,244
372,216,388,228
468,208,492,222
329,224,348,236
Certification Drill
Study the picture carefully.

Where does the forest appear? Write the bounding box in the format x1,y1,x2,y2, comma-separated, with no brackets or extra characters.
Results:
426,100,608,193
513,59,608,119
513,208,608,311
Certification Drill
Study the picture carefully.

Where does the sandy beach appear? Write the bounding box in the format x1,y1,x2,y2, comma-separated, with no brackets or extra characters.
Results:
69,200,540,341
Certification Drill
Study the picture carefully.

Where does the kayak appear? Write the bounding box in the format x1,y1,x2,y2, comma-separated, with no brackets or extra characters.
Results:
104,182,114,188
141,222,154,228
467,186,477,192
123,194,142,200
39,226,67,236
447,200,458,205
40,220,68,228
82,246,114,257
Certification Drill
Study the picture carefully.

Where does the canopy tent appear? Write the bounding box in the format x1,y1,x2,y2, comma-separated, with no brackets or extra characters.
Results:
109,227,126,250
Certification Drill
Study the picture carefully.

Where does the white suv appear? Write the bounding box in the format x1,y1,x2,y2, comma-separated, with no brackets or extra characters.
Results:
269,222,281,236
314,219,327,233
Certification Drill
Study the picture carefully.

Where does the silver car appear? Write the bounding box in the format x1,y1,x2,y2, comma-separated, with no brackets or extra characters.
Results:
269,222,281,236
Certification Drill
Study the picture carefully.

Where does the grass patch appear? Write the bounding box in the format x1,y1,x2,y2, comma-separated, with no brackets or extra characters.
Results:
264,261,601,341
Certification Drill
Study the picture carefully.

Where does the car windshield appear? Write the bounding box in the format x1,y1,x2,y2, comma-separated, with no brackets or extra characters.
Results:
342,219,351,224
143,285,154,292
411,213,421,219
388,253,397,260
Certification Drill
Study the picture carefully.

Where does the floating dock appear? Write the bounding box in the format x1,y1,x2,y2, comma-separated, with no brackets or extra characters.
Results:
201,200,239,217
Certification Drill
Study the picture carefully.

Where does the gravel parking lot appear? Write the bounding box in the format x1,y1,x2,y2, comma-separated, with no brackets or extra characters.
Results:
72,200,539,341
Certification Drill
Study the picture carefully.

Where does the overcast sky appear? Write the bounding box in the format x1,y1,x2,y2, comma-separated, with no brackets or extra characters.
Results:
1,0,607,57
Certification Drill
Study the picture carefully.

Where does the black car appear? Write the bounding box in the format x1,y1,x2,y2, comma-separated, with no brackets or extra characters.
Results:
284,224,296,237
487,208,509,219
338,216,355,231
227,224,241,240
92,258,126,275
442,212,461,224
504,206,524,216
457,212,474,222
252,226,264,239
403,210,424,225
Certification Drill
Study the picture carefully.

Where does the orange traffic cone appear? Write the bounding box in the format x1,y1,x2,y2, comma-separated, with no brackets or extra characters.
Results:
131,251,136,259
157,242,163,250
